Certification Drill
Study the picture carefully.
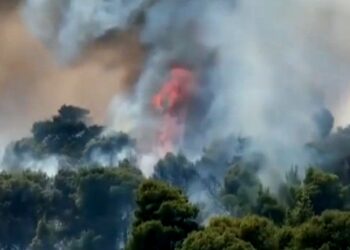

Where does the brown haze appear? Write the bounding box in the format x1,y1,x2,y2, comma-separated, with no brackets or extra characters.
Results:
0,6,145,144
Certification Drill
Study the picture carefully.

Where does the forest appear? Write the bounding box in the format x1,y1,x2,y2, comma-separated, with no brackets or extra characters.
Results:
0,105,350,250
2,0,350,249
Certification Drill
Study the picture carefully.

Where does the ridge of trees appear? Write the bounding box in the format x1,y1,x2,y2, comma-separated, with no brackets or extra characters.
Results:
1,105,350,249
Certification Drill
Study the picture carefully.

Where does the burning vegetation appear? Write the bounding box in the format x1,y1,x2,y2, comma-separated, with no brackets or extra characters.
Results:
2,0,350,249
152,67,196,154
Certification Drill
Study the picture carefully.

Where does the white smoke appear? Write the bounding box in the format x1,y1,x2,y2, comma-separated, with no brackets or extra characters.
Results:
130,0,350,179
196,0,350,182
5,151,59,176
22,0,350,182
87,146,136,167
23,0,149,62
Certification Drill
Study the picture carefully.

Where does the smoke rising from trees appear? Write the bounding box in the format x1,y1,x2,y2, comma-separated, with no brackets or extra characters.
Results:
2,0,350,185
3,1,350,249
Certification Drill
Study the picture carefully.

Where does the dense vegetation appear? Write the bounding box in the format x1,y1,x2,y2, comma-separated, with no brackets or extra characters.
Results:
0,165,350,250
1,106,350,249
0,164,143,250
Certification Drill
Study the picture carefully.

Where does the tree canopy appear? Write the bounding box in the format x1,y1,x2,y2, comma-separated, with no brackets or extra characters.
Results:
2,106,350,249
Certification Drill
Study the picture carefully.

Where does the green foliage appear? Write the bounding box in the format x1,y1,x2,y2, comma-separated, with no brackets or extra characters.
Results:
181,216,278,250
0,162,143,250
29,218,56,250
182,210,350,250
2,163,350,250
223,163,260,196
4,106,136,171
0,171,51,249
253,188,286,225
3,107,350,250
278,167,301,208
221,163,261,216
236,215,278,250
53,164,142,249
127,221,181,250
302,168,347,214
276,226,294,250
181,227,254,250
153,153,198,191
127,180,199,250
280,167,350,227
287,189,314,226
31,105,102,158
75,165,143,248
293,210,350,249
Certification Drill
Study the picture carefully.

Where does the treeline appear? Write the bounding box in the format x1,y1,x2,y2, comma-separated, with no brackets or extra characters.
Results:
127,175,350,250
0,162,142,249
0,164,350,249
1,105,350,249
3,105,135,170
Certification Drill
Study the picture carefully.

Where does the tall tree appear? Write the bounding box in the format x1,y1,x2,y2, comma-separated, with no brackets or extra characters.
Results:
293,210,350,249
0,171,51,249
126,180,199,250
153,153,199,191
302,168,347,214
75,164,143,249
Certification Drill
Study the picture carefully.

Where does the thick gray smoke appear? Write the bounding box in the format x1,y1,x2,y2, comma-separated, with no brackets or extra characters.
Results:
0,0,145,169
23,0,152,63
108,0,350,184
22,0,350,185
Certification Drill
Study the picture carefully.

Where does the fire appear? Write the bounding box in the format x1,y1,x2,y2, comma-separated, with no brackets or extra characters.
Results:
152,67,195,154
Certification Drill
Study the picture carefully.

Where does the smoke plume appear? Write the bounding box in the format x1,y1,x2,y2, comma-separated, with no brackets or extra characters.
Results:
104,0,350,182
0,2,144,156
2,0,350,188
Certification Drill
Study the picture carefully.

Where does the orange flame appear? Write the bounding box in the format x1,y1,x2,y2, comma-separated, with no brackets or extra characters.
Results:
152,67,195,154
